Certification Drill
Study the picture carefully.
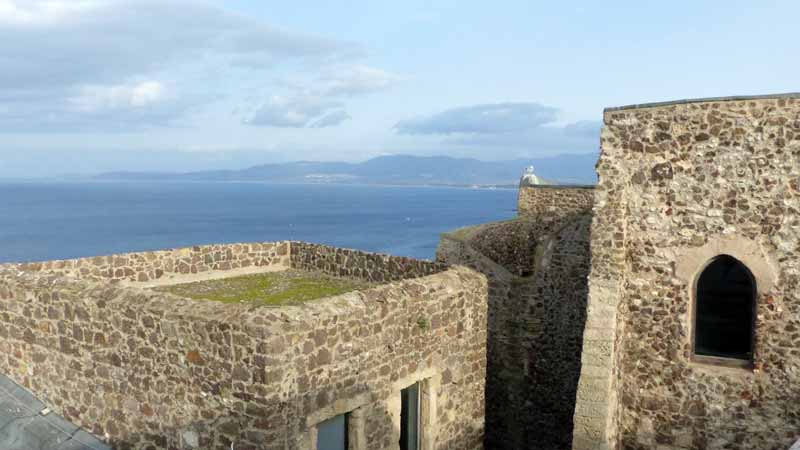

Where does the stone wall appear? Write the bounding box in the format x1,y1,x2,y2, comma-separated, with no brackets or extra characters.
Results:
573,93,800,450
518,185,594,219
0,243,487,450
437,234,518,449
451,218,540,277
290,242,446,283
9,241,290,283
438,187,592,450
7,241,439,286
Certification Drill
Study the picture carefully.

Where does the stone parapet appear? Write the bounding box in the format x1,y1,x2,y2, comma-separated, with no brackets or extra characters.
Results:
6,241,290,284
0,242,487,450
517,185,594,220
290,241,446,283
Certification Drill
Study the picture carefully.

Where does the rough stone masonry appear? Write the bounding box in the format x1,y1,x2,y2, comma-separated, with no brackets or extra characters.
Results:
438,185,593,450
5,92,800,450
572,93,800,450
0,242,486,450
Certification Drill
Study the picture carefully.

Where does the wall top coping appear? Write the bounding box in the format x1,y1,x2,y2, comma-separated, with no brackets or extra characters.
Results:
603,92,800,114
0,240,432,270
0,240,289,268
519,184,596,190
0,240,452,313
0,262,479,326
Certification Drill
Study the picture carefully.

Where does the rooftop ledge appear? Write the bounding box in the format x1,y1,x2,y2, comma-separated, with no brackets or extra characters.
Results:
604,92,800,113
519,184,595,190
1,240,449,309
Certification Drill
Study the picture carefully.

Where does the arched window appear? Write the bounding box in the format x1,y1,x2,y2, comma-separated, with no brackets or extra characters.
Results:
694,255,756,362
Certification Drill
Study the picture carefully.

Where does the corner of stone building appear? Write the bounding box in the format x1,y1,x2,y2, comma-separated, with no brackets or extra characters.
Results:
576,94,800,450
570,124,630,450
436,174,596,450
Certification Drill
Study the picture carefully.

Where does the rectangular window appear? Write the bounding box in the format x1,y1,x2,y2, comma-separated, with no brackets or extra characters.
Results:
400,383,420,450
317,414,348,450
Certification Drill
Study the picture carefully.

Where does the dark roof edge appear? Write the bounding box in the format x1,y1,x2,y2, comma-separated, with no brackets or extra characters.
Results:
604,92,800,113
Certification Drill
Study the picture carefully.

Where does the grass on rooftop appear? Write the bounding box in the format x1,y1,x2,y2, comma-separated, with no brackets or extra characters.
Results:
153,269,374,307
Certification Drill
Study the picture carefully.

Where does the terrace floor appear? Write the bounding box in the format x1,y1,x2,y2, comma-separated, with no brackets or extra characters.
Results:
152,269,375,307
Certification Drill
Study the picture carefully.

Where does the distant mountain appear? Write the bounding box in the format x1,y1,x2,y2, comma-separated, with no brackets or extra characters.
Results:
95,153,598,186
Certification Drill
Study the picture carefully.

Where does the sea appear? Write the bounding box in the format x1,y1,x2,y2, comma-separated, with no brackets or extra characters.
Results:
0,181,517,264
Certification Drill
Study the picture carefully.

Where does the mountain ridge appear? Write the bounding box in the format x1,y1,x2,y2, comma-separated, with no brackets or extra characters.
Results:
95,153,598,186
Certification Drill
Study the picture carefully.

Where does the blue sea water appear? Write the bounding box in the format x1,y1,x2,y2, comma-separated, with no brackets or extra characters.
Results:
0,181,517,263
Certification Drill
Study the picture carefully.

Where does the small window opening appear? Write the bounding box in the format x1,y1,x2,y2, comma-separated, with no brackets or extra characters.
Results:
400,383,421,450
317,414,348,450
694,255,756,361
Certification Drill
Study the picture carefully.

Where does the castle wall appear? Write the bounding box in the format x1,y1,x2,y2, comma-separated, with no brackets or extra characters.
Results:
290,241,446,282
518,185,594,219
449,218,541,277
574,94,800,450
438,186,592,450
11,241,290,283
437,233,519,449
0,243,487,450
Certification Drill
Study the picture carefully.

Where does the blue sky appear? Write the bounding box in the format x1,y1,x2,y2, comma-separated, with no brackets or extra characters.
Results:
0,0,798,177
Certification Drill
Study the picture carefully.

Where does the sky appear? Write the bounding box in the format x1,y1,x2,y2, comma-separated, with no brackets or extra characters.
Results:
0,0,798,177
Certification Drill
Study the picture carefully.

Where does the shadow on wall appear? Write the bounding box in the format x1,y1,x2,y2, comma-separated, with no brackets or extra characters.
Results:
438,212,592,450
0,243,486,450
106,387,392,450
107,380,484,450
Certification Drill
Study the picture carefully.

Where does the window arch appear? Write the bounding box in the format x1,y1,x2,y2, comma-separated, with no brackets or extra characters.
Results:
693,255,756,361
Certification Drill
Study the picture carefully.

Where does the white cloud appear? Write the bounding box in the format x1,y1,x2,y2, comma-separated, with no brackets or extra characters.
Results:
309,110,351,128
316,64,402,97
130,81,164,107
243,64,400,129
446,124,600,156
395,103,559,135
1,78,198,132
70,81,167,112
393,102,600,157
244,95,347,128
0,0,100,26
563,120,602,138
0,0,364,132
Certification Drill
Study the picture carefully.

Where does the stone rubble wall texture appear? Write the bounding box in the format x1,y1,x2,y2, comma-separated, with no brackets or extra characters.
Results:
9,242,291,283
290,241,447,283
573,94,800,450
0,242,487,450
437,185,593,450
518,185,595,219
458,218,541,277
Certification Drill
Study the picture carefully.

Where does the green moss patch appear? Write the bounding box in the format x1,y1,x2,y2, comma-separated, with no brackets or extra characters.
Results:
153,270,374,307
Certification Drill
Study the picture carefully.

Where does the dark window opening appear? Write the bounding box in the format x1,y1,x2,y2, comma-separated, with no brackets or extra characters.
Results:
317,414,348,450
694,255,756,361
400,383,420,450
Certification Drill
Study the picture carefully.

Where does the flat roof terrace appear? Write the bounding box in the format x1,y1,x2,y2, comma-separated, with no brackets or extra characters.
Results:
0,241,487,449
152,269,376,307
6,241,447,294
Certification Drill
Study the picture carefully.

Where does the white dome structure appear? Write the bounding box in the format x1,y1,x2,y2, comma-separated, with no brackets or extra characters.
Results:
519,165,548,187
